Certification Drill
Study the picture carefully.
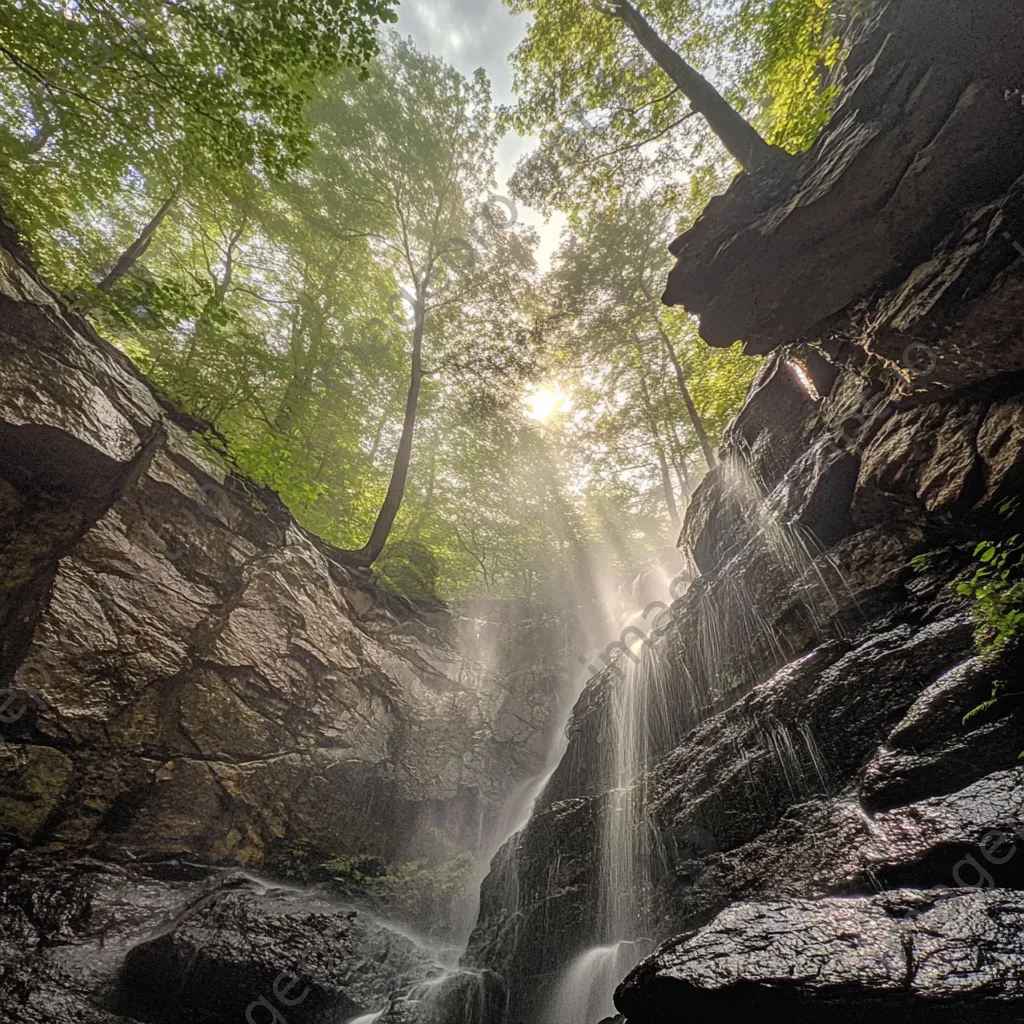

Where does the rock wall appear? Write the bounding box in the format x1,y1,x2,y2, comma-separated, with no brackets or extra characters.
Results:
0,210,567,878
467,2,1024,1020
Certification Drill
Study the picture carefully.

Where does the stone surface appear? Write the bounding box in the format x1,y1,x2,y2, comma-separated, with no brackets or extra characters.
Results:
120,877,438,1022
0,853,485,1024
616,890,1024,1022
663,0,1024,354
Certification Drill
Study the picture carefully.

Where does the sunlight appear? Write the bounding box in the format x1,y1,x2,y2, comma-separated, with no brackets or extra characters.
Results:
524,384,570,423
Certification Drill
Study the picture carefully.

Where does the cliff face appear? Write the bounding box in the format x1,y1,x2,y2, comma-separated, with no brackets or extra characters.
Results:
468,2,1024,1021
0,215,567,1019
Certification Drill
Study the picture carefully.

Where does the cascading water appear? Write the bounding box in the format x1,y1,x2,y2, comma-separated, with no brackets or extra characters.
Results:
338,550,694,1024
544,646,671,1022
338,609,602,1024
535,449,860,1022
544,941,647,1023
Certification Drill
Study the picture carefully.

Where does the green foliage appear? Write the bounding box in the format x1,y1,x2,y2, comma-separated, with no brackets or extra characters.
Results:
0,7,765,604
322,852,476,938
0,0,396,285
955,499,1024,757
909,553,933,573
502,0,842,215
734,0,841,151
320,853,390,881
376,540,441,601
956,499,1024,655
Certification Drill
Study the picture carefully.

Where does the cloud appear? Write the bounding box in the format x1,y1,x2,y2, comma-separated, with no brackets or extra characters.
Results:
395,0,524,104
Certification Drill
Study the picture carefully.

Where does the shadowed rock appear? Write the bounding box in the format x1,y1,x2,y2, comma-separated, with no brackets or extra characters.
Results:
616,890,1024,1022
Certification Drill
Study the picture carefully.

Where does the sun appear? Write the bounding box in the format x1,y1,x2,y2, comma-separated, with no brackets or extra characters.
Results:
524,384,569,423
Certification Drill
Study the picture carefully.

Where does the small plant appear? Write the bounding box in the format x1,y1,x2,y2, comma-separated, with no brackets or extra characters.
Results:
956,498,1024,756
320,851,476,939
909,553,933,573
956,498,1024,654
961,676,1024,761
321,853,389,880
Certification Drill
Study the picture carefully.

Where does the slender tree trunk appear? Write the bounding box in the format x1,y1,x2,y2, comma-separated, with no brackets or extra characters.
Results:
367,406,391,463
24,89,55,153
408,446,437,540
97,187,180,293
634,345,680,526
654,436,680,526
25,115,53,153
611,0,776,172
182,220,244,369
658,327,717,470
275,315,325,433
666,419,692,496
340,291,426,567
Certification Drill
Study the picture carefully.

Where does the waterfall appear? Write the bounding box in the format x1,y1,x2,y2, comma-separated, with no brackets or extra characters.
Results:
340,612,591,1024
544,648,668,1022
544,941,649,1023
599,648,667,943
537,450,856,1022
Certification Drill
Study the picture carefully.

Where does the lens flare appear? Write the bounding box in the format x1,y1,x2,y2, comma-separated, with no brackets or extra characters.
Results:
524,384,569,423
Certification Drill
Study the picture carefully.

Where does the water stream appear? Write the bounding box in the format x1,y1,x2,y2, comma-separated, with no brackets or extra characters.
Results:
542,648,668,1022
339,605,605,1023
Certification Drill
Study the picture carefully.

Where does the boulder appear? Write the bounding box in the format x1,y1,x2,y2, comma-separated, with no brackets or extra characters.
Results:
616,890,1024,1022
120,877,438,1023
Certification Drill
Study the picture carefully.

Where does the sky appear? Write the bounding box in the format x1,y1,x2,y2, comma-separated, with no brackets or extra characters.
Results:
394,0,567,271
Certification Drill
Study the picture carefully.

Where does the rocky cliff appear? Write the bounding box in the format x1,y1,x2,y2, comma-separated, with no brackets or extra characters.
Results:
467,1,1024,1021
0,212,568,1020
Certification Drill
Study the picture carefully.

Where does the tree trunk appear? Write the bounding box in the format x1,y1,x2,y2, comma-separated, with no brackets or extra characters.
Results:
182,220,245,370
666,419,692,496
96,187,180,293
367,407,390,463
634,345,680,525
408,446,437,540
340,292,426,567
275,315,325,434
658,327,717,470
611,0,776,172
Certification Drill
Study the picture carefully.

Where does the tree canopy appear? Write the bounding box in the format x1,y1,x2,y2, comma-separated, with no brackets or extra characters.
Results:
0,1,844,603
503,0,840,214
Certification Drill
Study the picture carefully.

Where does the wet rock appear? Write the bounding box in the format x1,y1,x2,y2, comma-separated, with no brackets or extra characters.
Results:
0,854,452,1024
120,877,438,1023
662,0,1024,353
723,352,819,489
616,889,1024,1022
977,397,1024,504
372,968,507,1024
0,855,208,1023
854,400,987,519
861,657,1024,809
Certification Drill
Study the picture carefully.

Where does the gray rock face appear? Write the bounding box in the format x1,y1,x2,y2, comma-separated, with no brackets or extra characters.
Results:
0,212,566,872
120,877,438,1022
616,890,1024,1023
0,851,497,1024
